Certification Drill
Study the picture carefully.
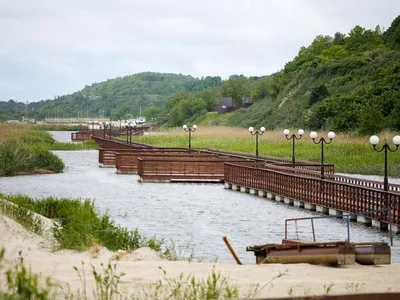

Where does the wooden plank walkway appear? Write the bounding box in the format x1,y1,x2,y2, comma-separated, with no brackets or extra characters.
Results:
224,162,400,230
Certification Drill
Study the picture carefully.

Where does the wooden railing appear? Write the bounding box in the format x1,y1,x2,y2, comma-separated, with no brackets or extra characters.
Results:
138,157,249,182
92,136,149,150
224,163,400,225
246,162,400,193
71,132,92,141
99,147,158,165
116,151,209,174
99,147,195,166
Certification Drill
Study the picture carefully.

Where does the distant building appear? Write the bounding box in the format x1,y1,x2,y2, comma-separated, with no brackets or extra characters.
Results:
215,97,253,114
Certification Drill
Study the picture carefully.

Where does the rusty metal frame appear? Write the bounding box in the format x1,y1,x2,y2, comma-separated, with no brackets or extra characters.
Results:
284,207,391,245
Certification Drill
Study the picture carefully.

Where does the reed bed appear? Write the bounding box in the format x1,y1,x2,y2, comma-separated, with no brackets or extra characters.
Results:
0,123,65,176
136,127,400,177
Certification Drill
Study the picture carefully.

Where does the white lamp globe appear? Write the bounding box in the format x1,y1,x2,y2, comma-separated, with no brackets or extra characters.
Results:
369,135,379,145
298,129,305,136
310,131,318,139
193,125,197,129
260,127,266,132
249,127,254,132
328,131,336,139
183,124,187,129
283,129,290,135
393,136,400,146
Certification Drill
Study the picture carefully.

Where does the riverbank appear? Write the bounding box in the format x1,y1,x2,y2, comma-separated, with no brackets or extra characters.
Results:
1,213,400,298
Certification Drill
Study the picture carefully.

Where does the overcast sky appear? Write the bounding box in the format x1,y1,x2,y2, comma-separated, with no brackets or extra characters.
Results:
1,0,399,103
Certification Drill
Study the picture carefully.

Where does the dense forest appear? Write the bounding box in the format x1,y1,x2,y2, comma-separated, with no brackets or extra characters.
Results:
1,15,400,134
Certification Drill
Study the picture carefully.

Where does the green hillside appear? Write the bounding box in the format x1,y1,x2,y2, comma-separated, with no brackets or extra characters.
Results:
0,73,222,121
185,16,400,134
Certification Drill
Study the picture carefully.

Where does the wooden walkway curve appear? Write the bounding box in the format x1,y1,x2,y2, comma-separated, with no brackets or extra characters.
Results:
90,136,400,232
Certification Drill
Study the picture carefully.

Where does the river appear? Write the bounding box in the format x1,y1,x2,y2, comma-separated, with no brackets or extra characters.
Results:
0,131,399,264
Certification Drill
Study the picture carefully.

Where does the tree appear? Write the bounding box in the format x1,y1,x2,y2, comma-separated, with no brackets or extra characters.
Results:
333,32,346,45
383,15,400,50
359,104,385,135
309,84,329,106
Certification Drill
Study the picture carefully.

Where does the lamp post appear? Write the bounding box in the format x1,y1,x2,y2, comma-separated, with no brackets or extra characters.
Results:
125,121,135,145
108,122,114,140
100,122,111,139
183,124,197,148
88,121,94,134
284,128,304,166
249,126,266,159
310,131,336,179
369,135,400,191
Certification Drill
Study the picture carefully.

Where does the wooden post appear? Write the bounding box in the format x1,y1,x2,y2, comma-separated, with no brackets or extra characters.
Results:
222,236,242,265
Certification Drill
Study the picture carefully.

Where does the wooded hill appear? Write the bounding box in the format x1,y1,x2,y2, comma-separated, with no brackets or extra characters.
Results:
1,15,400,134
0,73,222,121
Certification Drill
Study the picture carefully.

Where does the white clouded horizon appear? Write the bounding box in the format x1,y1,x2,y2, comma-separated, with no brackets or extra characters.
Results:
0,0,399,102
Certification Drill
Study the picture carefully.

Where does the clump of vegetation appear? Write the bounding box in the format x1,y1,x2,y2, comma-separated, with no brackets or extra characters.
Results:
0,123,65,176
1,194,164,253
0,123,98,176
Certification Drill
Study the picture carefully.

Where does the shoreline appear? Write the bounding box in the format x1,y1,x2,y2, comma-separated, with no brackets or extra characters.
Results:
1,213,400,298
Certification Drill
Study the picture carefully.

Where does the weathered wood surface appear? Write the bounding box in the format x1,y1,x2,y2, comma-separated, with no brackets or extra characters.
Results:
116,152,215,174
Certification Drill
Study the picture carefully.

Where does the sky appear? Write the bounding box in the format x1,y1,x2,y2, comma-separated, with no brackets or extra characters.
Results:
0,0,399,103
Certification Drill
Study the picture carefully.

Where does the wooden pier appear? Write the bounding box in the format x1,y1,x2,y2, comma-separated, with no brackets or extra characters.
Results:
89,135,400,232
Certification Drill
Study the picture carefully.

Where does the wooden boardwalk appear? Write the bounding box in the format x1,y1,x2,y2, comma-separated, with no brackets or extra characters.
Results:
90,136,400,231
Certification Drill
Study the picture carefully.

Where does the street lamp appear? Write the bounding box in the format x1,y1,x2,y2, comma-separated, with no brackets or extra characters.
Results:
310,131,336,179
284,128,305,166
183,124,197,148
249,126,266,159
100,122,111,139
369,135,400,191
108,121,115,139
88,121,94,134
125,121,136,145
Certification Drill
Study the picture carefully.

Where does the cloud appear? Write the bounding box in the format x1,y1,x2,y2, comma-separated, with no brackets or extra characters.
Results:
0,0,399,102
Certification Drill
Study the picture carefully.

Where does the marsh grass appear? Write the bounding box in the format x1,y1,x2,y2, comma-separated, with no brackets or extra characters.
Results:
0,123,65,176
134,127,400,177
1,194,164,253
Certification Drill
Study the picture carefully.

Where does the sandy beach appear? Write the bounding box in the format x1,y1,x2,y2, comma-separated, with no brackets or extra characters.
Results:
1,213,400,299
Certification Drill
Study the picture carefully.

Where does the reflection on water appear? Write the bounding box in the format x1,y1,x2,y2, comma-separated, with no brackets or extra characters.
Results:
0,132,398,264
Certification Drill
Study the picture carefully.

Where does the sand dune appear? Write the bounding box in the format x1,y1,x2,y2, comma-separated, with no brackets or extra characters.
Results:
1,213,400,298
